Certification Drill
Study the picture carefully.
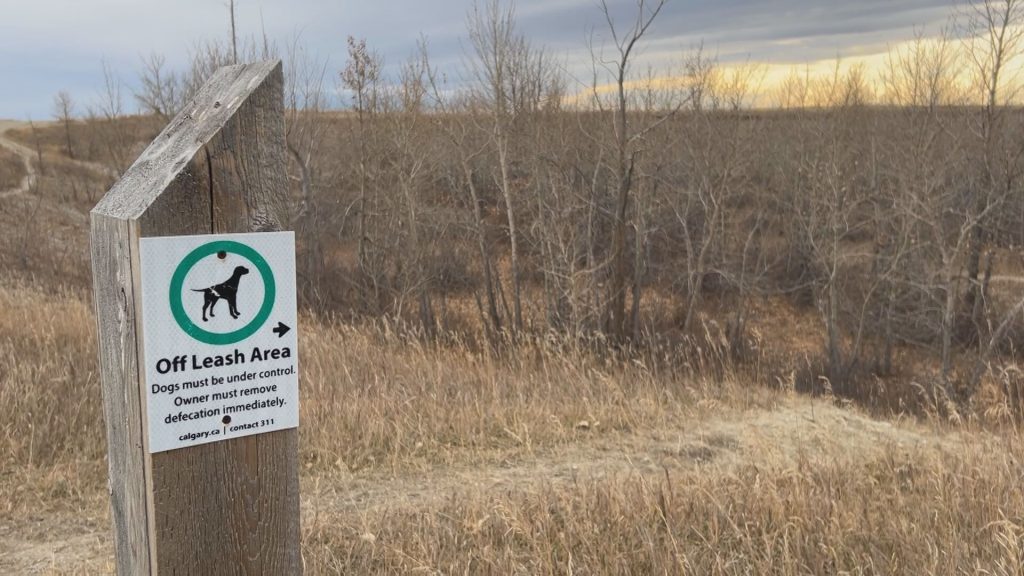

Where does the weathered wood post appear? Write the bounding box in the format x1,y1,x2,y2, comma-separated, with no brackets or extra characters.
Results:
90,60,301,574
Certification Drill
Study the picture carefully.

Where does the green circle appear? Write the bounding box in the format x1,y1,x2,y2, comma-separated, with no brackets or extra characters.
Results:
169,240,276,346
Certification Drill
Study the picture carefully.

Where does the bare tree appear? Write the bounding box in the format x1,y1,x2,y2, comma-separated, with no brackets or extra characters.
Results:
52,90,75,160
590,0,672,340
426,45,505,336
135,53,184,121
671,55,764,335
86,60,132,176
466,0,554,332
881,29,967,383
882,28,963,111
342,36,385,308
285,39,330,294
531,100,602,335
959,0,1024,339
778,65,891,389
386,46,439,332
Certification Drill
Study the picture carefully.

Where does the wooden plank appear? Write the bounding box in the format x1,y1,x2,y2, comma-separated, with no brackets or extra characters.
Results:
90,60,300,575
90,213,151,575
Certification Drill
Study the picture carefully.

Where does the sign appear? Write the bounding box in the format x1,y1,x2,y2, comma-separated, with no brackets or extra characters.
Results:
139,231,298,453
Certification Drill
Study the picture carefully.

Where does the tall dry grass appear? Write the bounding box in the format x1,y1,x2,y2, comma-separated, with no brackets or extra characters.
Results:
3,282,1024,573
303,442,1024,574
2,283,761,509
0,282,105,518
0,146,25,191
298,321,767,474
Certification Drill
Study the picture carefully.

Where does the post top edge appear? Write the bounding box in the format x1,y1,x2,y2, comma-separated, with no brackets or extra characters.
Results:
91,60,284,221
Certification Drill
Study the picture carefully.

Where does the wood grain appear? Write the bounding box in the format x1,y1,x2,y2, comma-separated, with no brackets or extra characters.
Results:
90,213,151,574
90,60,300,575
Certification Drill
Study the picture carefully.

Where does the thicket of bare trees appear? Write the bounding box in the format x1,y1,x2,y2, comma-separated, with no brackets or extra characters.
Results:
53,0,1024,408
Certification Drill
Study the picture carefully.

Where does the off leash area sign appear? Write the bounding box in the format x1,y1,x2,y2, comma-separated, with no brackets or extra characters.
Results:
92,60,300,574
140,231,298,453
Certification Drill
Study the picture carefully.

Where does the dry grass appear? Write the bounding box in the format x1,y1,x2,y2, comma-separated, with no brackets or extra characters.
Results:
298,320,764,474
0,146,25,191
2,281,1024,574
0,194,90,289
304,444,1024,574
6,117,161,169
32,154,114,209
0,283,106,527
0,141,94,288
0,282,749,497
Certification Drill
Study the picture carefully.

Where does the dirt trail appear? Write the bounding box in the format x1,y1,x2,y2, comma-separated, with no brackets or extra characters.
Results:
0,398,966,575
0,120,119,185
0,120,100,225
308,400,955,518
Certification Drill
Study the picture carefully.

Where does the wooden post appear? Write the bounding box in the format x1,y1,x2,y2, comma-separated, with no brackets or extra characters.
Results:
90,60,300,575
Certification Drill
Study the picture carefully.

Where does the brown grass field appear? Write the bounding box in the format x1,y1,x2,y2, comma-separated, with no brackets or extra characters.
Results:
1,279,1023,574
3,99,1024,575
0,147,25,192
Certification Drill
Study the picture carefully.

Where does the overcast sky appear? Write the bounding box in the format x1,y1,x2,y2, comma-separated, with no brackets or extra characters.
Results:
0,0,955,119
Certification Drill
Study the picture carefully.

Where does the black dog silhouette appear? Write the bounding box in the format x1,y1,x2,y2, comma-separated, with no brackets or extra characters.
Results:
192,266,249,321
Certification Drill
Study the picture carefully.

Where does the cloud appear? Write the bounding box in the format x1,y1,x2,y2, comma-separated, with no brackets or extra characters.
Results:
0,0,959,118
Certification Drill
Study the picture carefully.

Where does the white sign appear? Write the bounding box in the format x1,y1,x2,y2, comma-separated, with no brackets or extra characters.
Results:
139,231,299,453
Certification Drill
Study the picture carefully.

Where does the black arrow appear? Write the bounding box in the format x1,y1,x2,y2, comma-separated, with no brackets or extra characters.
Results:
272,322,291,338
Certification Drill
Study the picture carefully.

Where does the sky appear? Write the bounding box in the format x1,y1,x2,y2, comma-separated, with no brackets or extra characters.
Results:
0,0,957,119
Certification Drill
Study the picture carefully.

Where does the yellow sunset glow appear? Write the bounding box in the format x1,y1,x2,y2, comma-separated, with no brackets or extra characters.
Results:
575,30,1024,109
